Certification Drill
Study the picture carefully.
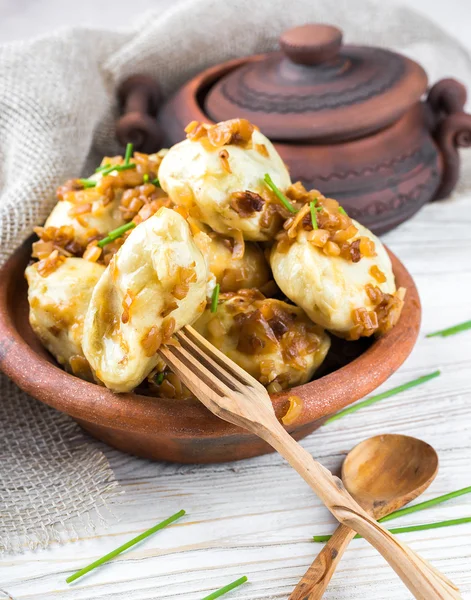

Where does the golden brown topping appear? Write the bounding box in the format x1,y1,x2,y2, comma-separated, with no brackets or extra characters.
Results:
121,184,170,221
185,118,255,149
323,240,341,257
32,225,87,260
141,326,163,357
370,264,387,283
230,190,265,217
348,287,406,340
83,240,102,263
69,355,94,381
359,236,376,257
162,317,176,341
36,249,66,277
218,149,232,173
255,143,269,158
231,230,245,260
121,290,135,324
282,395,303,425
161,301,179,318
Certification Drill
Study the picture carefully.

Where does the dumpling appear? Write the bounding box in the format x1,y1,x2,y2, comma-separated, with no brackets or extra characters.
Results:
45,151,167,246
193,289,330,391
25,257,105,377
205,234,271,293
82,207,208,393
270,194,404,339
158,119,291,241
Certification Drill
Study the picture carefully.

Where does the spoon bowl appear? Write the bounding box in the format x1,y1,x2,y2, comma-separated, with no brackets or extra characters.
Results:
342,433,439,519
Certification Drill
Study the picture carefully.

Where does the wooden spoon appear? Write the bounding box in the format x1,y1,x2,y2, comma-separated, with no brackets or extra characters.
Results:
290,434,440,599
160,327,461,599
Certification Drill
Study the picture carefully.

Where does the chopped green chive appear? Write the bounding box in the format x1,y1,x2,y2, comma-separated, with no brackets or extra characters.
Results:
143,173,149,183
155,372,165,385
97,222,136,248
100,162,137,177
310,201,318,230
66,509,186,584
324,370,441,425
338,206,348,216
426,319,471,338
263,173,297,214
124,142,133,165
95,163,112,173
201,576,248,600
313,517,471,542
380,486,471,523
152,177,160,187
211,284,220,313
78,178,97,189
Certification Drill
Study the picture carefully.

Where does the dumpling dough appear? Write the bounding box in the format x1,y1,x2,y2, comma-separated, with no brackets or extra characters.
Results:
194,290,330,390
270,220,396,335
82,207,208,393
25,257,105,371
206,235,271,293
158,127,291,241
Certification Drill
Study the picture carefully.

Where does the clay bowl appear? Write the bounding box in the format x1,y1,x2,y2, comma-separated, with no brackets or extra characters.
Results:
0,239,421,464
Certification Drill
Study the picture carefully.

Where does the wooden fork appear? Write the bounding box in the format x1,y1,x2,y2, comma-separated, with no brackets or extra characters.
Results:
159,326,461,600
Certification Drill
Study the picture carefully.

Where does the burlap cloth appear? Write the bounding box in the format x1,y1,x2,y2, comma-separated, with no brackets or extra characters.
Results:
1,0,471,555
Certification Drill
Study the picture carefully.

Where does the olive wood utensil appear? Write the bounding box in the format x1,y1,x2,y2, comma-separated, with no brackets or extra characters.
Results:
159,326,461,600
289,434,440,599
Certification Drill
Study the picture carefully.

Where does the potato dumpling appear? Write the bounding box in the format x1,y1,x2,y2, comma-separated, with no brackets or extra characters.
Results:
193,289,330,390
206,234,271,293
158,119,291,241
271,219,404,339
82,207,208,393
25,257,105,377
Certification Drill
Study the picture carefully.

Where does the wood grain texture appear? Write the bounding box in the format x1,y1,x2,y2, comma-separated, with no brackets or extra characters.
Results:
1,183,471,599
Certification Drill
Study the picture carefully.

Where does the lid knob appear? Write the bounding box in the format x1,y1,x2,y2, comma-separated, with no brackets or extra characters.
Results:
280,24,343,66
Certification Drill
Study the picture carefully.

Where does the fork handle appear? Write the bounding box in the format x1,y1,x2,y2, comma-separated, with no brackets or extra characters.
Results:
264,424,461,600
289,524,355,600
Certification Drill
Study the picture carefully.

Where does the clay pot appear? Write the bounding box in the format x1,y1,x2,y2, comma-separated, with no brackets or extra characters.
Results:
116,24,471,234
0,239,421,464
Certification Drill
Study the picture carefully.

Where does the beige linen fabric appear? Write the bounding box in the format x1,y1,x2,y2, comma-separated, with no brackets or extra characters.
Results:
0,0,470,553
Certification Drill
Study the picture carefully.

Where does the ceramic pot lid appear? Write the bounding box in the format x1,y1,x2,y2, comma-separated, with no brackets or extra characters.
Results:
204,24,428,142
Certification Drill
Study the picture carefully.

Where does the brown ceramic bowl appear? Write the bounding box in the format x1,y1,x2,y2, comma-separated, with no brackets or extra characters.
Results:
0,239,421,463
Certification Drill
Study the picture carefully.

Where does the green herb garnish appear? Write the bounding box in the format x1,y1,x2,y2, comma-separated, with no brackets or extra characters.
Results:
66,509,186,584
201,576,248,600
95,163,112,173
97,222,136,248
310,201,319,230
152,177,160,187
426,319,471,338
99,162,137,177
155,372,165,385
143,173,149,183
263,173,297,214
313,516,471,542
380,486,471,523
211,284,220,313
338,206,348,216
313,486,471,541
124,142,133,165
324,370,441,425
78,178,97,189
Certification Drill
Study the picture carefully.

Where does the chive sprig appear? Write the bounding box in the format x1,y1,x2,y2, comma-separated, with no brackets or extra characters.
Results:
66,509,185,584
201,576,248,600
263,173,297,214
324,370,441,425
426,319,471,338
211,284,220,313
97,222,136,248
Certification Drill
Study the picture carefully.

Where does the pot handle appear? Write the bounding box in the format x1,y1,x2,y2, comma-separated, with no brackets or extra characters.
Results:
427,78,471,200
115,75,164,152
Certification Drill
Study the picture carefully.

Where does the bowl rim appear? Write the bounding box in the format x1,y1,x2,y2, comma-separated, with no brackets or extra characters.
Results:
0,238,421,439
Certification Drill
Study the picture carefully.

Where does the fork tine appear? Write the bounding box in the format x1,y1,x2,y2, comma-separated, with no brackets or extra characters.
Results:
175,329,248,394
181,326,268,394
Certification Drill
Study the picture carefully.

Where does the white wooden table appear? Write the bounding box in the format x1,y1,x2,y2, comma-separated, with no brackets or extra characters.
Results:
2,173,471,600
2,2,471,599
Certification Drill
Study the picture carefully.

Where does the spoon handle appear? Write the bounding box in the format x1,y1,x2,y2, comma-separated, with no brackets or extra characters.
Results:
288,524,355,599
264,425,461,600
